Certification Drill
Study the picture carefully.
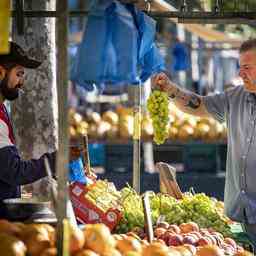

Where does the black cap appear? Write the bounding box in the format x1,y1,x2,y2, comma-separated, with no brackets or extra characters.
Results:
0,41,42,69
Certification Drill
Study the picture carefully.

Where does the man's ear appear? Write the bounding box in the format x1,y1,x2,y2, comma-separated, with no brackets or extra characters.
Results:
0,66,6,80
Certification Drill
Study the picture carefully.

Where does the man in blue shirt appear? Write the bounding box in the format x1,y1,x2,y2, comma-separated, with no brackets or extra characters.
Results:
0,42,55,201
152,38,256,246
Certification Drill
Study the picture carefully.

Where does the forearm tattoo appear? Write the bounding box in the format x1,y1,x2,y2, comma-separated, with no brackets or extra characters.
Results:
168,87,201,109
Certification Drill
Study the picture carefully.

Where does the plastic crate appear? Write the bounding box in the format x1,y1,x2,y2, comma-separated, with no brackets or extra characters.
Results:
105,144,134,173
183,144,219,172
88,143,106,167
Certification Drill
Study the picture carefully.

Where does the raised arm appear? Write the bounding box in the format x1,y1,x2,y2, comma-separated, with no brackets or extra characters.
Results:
151,73,210,118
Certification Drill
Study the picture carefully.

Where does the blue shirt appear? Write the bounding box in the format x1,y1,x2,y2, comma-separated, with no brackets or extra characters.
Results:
203,86,256,224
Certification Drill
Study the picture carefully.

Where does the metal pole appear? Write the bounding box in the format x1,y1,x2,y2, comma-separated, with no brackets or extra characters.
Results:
56,0,69,255
133,85,142,193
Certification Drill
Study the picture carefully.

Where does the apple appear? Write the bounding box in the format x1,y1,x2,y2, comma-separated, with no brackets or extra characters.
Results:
183,244,197,255
179,222,199,234
182,235,197,245
208,227,215,233
200,228,210,236
224,237,237,250
237,245,244,253
154,227,167,238
211,232,224,241
189,231,202,239
157,221,170,230
167,234,183,246
212,235,223,247
222,243,235,255
168,224,181,234
204,234,217,245
161,230,176,243
197,237,212,246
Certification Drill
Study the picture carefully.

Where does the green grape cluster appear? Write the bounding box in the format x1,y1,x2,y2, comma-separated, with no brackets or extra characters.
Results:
178,193,232,237
147,90,169,144
115,187,233,238
115,186,145,233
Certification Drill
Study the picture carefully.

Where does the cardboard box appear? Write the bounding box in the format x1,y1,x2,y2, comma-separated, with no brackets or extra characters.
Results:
69,182,122,230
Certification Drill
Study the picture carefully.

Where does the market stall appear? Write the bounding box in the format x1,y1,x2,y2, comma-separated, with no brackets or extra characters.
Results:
0,0,255,255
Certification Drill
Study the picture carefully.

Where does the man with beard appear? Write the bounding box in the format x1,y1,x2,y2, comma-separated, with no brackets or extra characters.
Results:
152,38,256,246
0,41,56,201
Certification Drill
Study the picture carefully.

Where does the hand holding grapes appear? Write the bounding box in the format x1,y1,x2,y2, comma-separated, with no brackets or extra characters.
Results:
151,72,172,94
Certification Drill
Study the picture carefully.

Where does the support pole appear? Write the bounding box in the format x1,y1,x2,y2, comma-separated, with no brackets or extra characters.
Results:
56,0,69,255
133,85,142,193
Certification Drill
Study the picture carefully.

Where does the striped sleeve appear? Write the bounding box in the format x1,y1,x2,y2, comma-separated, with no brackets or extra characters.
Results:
0,120,14,148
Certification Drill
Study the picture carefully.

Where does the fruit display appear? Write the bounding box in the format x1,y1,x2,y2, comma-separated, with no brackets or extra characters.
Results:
139,221,247,255
116,188,232,238
68,104,227,143
147,90,170,144
0,219,251,256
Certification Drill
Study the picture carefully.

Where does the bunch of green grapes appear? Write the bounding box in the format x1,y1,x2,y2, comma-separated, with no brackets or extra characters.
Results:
147,90,169,144
115,187,145,233
178,193,232,237
115,186,232,238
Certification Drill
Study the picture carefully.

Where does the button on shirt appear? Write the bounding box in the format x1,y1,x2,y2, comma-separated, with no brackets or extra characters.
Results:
203,86,256,224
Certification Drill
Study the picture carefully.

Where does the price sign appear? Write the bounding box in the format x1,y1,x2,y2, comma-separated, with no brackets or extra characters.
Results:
0,0,10,54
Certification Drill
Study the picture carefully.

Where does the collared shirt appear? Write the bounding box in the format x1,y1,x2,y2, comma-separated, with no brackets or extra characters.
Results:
203,86,256,224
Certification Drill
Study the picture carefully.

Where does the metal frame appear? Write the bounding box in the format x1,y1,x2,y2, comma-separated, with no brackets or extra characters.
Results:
56,1,69,255
11,0,255,255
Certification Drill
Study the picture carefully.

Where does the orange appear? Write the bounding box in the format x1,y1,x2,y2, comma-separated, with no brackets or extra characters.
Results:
83,224,116,254
74,249,99,256
116,236,142,254
196,245,224,256
142,242,171,256
69,223,85,254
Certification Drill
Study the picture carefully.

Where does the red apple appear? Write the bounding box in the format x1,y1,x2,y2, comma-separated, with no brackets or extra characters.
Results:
200,228,210,236
204,234,217,245
222,243,235,255
197,237,212,246
167,234,183,246
212,235,223,247
183,244,197,255
161,230,176,242
182,235,197,245
224,237,237,250
189,231,202,239
211,231,224,241
179,222,199,234
154,227,167,238
237,245,244,253
168,224,181,234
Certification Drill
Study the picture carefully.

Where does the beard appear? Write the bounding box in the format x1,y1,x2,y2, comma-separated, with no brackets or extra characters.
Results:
0,74,19,101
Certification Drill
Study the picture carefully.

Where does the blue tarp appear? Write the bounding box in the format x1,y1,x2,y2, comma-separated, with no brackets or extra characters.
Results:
70,0,165,91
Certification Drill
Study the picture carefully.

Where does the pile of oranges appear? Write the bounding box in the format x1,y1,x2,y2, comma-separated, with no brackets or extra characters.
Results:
0,219,252,256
